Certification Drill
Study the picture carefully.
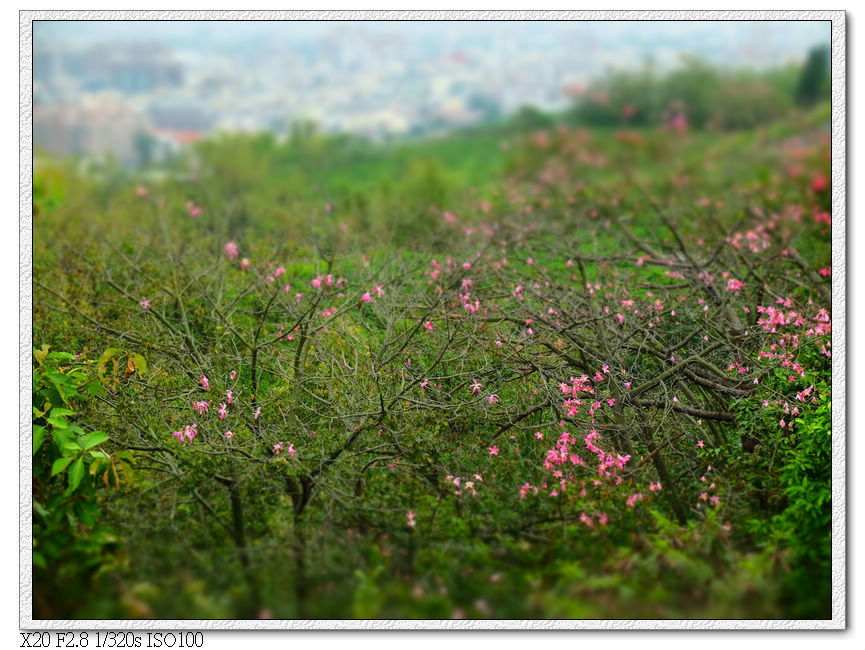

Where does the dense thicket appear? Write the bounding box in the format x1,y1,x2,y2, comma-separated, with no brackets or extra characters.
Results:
33,88,832,619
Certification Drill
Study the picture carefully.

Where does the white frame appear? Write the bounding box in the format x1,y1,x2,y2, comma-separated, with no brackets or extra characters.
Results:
19,9,846,630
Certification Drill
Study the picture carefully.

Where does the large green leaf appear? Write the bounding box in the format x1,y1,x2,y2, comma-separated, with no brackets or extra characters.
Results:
46,416,69,429
61,442,82,456
82,431,109,449
50,456,74,476
67,458,85,492
50,407,75,418
33,425,46,455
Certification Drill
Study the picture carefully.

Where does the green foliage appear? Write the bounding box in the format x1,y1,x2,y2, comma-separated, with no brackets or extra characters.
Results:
797,45,831,107
32,86,833,620
32,345,122,618
569,55,819,131
749,383,832,619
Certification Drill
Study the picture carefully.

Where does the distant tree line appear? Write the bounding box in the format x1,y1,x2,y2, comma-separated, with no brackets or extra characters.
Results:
512,46,830,132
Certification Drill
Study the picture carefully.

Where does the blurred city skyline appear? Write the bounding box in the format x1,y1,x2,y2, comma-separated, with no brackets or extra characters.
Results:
32,20,830,165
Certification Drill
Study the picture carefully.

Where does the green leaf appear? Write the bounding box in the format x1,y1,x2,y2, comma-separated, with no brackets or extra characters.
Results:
33,344,51,364
61,442,82,456
83,379,105,397
50,407,75,417
33,551,47,570
46,416,69,429
33,426,46,455
97,348,122,379
130,353,147,376
47,377,79,405
51,456,74,476
82,431,109,449
51,429,75,449
47,351,76,360
67,458,85,492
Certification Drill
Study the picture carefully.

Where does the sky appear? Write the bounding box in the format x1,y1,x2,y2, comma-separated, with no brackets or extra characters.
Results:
35,20,830,71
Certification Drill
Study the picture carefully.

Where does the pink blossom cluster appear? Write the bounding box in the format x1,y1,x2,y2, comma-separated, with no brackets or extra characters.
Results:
173,424,198,443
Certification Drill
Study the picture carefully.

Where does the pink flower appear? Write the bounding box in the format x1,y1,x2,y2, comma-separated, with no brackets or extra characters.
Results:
626,493,644,509
488,446,499,456
519,483,537,500
373,285,385,297
223,241,239,260
224,430,234,439
535,432,544,440
488,394,499,404
697,440,704,449
254,407,261,420
193,400,209,415
284,283,292,292
187,203,202,218
420,378,430,389
812,174,828,193
226,389,233,404
218,403,227,420
139,297,151,309
470,379,483,394
406,510,417,528
360,292,372,303
240,258,251,271
230,370,237,380
274,266,286,278
649,482,662,492
424,320,433,332
273,442,284,455
726,278,744,292
173,423,198,443
200,374,210,389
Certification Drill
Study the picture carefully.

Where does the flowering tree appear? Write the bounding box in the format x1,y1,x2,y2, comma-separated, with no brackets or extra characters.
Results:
34,115,832,618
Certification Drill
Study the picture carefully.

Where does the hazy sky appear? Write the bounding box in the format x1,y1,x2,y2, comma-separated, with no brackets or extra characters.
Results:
35,20,830,70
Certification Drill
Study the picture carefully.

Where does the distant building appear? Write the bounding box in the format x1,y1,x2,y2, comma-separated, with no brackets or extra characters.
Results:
37,41,184,95
148,95,212,132
33,98,146,166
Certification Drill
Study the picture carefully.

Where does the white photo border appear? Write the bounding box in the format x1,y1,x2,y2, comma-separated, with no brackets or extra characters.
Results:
19,8,847,631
